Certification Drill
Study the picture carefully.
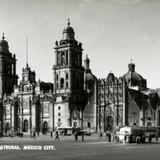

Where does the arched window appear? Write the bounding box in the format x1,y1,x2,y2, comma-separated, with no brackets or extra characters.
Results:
60,78,64,88
66,73,68,79
58,106,61,110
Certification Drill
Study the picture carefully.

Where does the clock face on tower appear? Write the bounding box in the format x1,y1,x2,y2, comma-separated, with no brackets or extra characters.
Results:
23,85,28,92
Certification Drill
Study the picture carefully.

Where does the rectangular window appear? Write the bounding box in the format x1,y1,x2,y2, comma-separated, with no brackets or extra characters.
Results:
66,50,68,65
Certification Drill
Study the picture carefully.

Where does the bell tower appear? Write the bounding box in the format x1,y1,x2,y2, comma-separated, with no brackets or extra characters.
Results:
0,33,18,97
53,20,86,128
0,33,18,134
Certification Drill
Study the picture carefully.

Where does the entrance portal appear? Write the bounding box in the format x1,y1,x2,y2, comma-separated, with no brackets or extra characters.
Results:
23,119,28,132
107,116,114,131
42,121,48,134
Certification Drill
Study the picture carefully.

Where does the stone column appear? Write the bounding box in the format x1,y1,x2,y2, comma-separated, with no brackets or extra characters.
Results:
31,104,35,131
11,103,14,130
139,109,143,126
156,109,160,126
49,103,53,131
122,81,126,126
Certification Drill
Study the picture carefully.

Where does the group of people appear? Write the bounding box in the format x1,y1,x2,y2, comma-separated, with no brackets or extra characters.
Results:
54,129,84,141
99,131,119,143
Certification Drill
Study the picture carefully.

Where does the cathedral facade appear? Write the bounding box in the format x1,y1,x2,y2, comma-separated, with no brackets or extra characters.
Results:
0,21,160,136
97,63,160,132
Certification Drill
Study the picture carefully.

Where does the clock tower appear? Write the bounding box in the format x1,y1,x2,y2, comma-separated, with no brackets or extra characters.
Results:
53,20,87,128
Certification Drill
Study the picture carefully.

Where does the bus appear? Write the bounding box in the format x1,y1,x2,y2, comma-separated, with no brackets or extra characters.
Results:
118,126,145,143
139,126,160,137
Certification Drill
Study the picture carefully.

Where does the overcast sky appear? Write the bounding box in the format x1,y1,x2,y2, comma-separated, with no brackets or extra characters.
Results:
0,0,160,89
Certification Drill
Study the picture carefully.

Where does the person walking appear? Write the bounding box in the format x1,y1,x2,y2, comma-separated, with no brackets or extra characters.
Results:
50,131,53,138
123,135,126,144
74,130,78,141
55,130,60,140
155,132,158,142
33,131,36,140
108,132,111,142
37,131,39,137
99,131,102,139
82,131,84,141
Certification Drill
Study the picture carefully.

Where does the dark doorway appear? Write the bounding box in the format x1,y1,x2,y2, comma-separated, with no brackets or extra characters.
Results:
23,119,28,132
42,121,48,134
107,116,114,131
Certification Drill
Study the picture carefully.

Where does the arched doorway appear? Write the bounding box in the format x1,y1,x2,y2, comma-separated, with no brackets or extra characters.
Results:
23,119,28,132
42,121,48,134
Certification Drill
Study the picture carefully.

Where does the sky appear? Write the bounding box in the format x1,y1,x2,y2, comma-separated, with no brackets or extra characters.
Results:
0,0,160,89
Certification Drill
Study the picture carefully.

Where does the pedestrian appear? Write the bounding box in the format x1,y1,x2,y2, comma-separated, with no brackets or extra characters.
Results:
33,131,36,140
99,131,102,139
148,133,152,143
106,131,109,141
75,130,78,141
30,131,32,138
136,136,140,144
123,135,126,144
50,131,53,138
155,132,158,142
55,130,60,140
108,132,111,142
37,131,39,137
82,131,84,141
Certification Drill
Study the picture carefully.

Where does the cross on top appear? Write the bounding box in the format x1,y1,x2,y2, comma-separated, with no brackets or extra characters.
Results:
2,33,5,40
67,18,70,26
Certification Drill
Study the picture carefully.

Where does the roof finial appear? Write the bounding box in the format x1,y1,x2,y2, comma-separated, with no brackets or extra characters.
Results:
67,18,70,26
2,33,5,40
110,69,112,73
26,37,29,67
130,58,133,64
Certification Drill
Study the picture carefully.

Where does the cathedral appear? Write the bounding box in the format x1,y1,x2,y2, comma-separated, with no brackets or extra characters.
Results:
0,21,97,136
0,21,160,136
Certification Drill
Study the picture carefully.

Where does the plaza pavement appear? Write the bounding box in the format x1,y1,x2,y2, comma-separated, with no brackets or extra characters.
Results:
0,134,160,160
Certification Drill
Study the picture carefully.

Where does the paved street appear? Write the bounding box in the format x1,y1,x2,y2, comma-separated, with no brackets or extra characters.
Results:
0,135,160,160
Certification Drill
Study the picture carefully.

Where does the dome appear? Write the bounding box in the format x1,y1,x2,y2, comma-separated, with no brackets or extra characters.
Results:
63,26,74,35
106,72,115,83
124,63,147,88
0,33,9,52
84,54,97,84
62,20,75,40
